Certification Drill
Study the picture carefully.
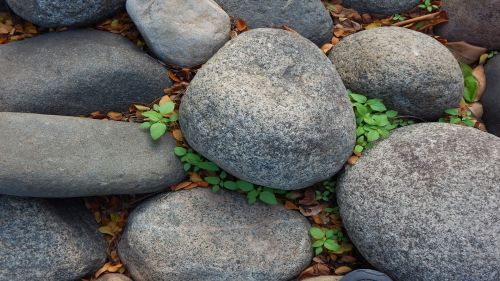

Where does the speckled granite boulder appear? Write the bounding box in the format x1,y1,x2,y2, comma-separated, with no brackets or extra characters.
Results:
329,27,463,120
119,188,312,281
482,55,500,137
0,113,185,197
5,0,125,27
96,274,133,281
435,0,500,50
342,0,420,15
214,0,333,45
127,0,230,67
0,29,171,116
338,123,500,281
0,196,106,281
180,28,356,190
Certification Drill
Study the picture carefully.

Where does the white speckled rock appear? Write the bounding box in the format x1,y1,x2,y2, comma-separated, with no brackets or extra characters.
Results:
329,27,464,120
338,123,500,281
342,0,420,15
180,28,356,190
118,188,312,281
127,0,230,67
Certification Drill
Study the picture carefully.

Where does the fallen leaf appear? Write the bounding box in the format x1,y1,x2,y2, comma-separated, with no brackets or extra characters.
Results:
334,266,352,275
472,65,486,101
107,112,123,121
446,41,488,65
321,43,334,54
158,95,171,106
235,18,248,32
171,129,183,141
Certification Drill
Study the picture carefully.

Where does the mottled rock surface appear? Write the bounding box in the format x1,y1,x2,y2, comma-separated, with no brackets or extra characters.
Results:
214,0,333,45
0,196,106,281
329,27,463,120
483,55,500,137
0,29,171,116
338,123,500,281
435,0,500,50
180,28,356,190
342,0,420,15
5,0,125,27
119,188,312,281
96,274,133,281
0,113,185,197
127,0,230,67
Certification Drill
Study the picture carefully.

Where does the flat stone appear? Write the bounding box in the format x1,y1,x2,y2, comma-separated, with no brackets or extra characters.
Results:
5,0,125,27
0,196,106,281
338,123,500,281
342,0,420,15
214,0,333,45
127,0,230,67
0,29,171,116
180,28,356,190
96,274,133,281
435,0,500,50
118,188,312,281
329,27,463,120
482,55,500,137
0,113,185,197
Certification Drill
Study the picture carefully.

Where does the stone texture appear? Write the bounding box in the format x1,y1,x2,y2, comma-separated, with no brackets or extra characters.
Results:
435,0,500,50
127,0,230,68
482,55,500,137
0,29,171,116
0,113,185,197
338,123,500,281
0,196,106,281
342,269,393,281
180,28,356,190
118,188,312,281
96,274,133,281
329,27,463,120
342,0,420,15
304,276,343,281
0,0,7,11
214,0,333,45
5,0,125,27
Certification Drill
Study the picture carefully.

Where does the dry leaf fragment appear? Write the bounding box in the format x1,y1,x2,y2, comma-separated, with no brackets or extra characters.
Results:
133,104,150,112
107,112,123,121
472,65,486,100
171,129,183,141
235,18,248,31
334,266,352,275
321,43,334,54
159,95,171,106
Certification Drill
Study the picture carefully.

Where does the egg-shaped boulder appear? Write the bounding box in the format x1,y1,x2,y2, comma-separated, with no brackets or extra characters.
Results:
482,55,500,137
342,0,420,15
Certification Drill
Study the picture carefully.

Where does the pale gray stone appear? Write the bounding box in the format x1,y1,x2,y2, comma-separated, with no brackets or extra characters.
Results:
338,123,500,281
482,54,500,137
118,188,312,281
180,28,356,190
342,0,420,15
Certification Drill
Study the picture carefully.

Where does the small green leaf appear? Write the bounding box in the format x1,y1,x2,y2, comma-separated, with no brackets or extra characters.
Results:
315,246,323,255
197,161,220,172
259,190,278,205
204,177,221,185
158,101,175,114
445,108,459,116
354,145,364,154
355,104,370,116
373,114,390,126
312,240,324,248
324,239,341,252
450,117,461,124
212,185,220,192
223,181,238,190
386,110,398,118
367,99,387,112
183,163,191,171
142,111,163,122
367,130,380,142
349,92,367,103
174,147,187,156
169,114,179,122
150,122,167,140
247,190,259,204
310,227,325,240
237,180,255,192
139,122,152,129
325,230,334,239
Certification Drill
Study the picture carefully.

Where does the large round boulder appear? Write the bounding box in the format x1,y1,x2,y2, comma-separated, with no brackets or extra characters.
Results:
118,188,312,281
338,123,500,281
435,0,500,50
342,0,420,15
329,27,464,120
179,28,356,190
483,55,500,137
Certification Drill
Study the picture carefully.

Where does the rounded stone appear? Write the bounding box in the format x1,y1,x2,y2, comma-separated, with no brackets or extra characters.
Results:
482,55,500,137
5,0,125,27
96,274,133,281
329,27,464,120
338,123,500,281
342,0,420,15
180,28,356,190
435,0,500,50
342,269,393,281
118,188,312,281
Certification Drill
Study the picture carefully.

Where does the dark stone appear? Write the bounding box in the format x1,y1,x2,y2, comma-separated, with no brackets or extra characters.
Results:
0,0,8,11
0,196,106,281
342,0,420,15
342,269,393,281
96,274,133,281
483,55,500,137
0,29,171,116
0,113,186,197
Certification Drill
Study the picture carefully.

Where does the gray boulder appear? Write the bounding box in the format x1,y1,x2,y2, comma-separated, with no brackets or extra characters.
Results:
127,0,230,67
482,54,500,137
0,196,106,281
342,0,420,15
96,274,133,281
338,123,500,281
118,188,312,281
5,0,125,27
435,0,500,50
214,0,333,45
0,29,171,116
180,28,356,190
0,113,185,197
329,27,463,120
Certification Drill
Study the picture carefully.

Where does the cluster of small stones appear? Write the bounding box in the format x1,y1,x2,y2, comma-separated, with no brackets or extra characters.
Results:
0,0,499,281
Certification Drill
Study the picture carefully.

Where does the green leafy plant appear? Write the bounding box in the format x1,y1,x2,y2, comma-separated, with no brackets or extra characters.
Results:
315,179,336,202
488,51,498,59
392,14,407,21
310,227,350,255
460,63,478,103
139,101,177,140
439,108,476,127
418,0,438,12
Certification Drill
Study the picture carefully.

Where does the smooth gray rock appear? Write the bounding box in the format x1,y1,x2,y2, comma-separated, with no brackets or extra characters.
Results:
0,196,106,281
0,29,171,116
180,28,356,190
214,0,333,45
96,274,133,281
127,0,230,68
342,269,393,281
342,0,420,15
5,0,125,27
482,54,500,137
118,188,312,281
0,113,185,197
338,123,500,281
435,0,500,50
329,27,463,120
